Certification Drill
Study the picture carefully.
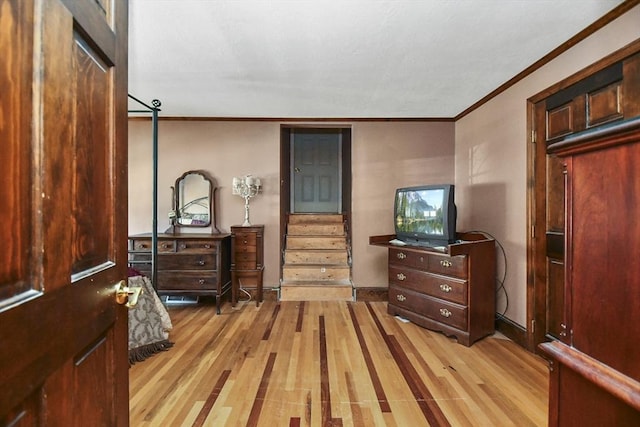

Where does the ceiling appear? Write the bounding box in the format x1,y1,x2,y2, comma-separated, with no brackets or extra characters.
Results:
128,0,624,118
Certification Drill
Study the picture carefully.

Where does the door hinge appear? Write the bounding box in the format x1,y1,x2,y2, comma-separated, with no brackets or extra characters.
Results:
531,130,537,143
531,319,535,334
531,225,535,239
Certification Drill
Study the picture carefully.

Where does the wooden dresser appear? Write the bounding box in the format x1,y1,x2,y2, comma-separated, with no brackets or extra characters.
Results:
128,233,231,314
370,232,496,346
540,119,640,425
230,225,264,306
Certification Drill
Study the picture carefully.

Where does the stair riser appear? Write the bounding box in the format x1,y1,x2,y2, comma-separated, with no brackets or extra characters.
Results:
284,251,348,265
280,285,353,301
282,267,350,281
286,237,346,250
288,224,345,236
288,214,343,224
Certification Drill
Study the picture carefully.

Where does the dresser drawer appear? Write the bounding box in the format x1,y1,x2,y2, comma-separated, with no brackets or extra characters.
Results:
234,244,257,256
176,239,218,253
389,248,426,269
427,254,467,278
234,232,257,246
388,266,467,305
131,239,176,252
389,249,467,278
389,285,467,330
157,254,217,270
234,251,256,262
156,271,217,291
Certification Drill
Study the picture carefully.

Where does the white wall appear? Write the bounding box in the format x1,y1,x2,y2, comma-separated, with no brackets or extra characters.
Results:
454,6,640,327
128,121,455,288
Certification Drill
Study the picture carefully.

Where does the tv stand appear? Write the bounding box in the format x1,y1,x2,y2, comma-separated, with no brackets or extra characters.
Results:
370,232,496,346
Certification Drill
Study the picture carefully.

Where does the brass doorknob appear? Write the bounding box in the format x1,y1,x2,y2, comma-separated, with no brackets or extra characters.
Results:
115,280,143,308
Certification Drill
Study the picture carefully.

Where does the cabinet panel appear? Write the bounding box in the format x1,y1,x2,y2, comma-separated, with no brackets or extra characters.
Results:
547,104,574,140
587,82,623,127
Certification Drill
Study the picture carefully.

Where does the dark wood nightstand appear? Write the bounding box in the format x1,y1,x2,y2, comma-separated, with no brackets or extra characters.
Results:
231,225,264,306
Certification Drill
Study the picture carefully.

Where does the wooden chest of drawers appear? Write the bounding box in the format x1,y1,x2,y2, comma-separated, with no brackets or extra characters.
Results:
128,233,231,314
230,225,264,306
370,232,496,346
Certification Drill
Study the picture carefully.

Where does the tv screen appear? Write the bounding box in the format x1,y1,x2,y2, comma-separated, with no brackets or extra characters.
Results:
394,184,456,246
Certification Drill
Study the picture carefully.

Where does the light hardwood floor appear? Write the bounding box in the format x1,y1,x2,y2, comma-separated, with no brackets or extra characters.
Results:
129,300,548,426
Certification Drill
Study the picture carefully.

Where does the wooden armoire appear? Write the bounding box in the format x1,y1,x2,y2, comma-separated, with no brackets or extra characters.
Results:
540,118,640,424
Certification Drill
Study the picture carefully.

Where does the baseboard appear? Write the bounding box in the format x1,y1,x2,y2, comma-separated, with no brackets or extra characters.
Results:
354,287,387,301
495,316,527,349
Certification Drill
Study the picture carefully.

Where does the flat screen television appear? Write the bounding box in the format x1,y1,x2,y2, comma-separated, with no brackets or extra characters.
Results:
394,184,457,247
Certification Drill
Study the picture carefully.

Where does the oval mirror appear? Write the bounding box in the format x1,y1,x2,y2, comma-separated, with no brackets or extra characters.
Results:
173,170,216,230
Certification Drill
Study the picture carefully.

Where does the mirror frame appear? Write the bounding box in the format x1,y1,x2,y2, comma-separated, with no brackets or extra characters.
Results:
170,170,219,233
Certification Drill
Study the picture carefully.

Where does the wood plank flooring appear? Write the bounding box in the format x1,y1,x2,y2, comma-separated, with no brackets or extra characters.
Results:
129,300,549,426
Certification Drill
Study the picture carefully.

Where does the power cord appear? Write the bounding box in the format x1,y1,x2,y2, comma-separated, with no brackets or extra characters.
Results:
231,279,252,310
467,230,509,320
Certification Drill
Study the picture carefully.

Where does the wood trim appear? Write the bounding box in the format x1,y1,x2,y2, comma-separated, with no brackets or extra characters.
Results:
495,315,528,349
539,340,640,412
128,116,455,122
456,0,640,120
354,287,388,302
531,37,640,104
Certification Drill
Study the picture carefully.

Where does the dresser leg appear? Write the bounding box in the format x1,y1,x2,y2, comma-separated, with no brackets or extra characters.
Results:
256,268,264,307
231,272,238,307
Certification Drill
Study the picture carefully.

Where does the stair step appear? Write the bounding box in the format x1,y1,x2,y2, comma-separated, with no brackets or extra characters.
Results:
280,282,353,301
288,223,345,236
282,264,350,282
284,249,348,265
288,214,344,224
286,235,346,250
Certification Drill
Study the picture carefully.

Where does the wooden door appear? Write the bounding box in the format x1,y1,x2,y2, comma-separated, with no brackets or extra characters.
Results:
292,129,342,213
0,0,129,425
530,101,569,349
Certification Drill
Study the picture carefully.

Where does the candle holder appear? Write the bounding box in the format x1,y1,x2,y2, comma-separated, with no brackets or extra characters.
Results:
232,175,262,226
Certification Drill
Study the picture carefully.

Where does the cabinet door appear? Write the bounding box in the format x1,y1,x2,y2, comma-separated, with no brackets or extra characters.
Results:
567,141,640,381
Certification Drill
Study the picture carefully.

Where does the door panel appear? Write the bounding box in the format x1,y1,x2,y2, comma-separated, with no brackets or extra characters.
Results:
292,130,341,213
0,0,129,425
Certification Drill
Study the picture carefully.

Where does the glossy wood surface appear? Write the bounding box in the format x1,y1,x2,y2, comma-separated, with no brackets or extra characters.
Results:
130,300,548,426
542,116,640,425
0,0,129,424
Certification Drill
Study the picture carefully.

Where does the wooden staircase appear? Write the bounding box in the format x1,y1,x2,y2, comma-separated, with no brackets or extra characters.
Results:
280,214,354,301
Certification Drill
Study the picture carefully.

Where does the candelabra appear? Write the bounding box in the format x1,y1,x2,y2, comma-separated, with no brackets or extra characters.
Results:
232,175,262,226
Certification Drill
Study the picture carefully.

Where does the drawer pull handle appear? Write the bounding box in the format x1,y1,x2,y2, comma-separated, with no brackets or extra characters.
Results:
204,244,211,249
439,284,452,293
180,243,187,249
439,308,452,318
243,240,248,244
396,252,406,260
161,243,168,249
440,260,452,268
198,260,205,266
139,244,147,249
396,273,406,281
396,294,406,302
198,279,205,285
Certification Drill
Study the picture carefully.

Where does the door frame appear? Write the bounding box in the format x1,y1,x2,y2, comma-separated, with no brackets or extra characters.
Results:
279,125,352,277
